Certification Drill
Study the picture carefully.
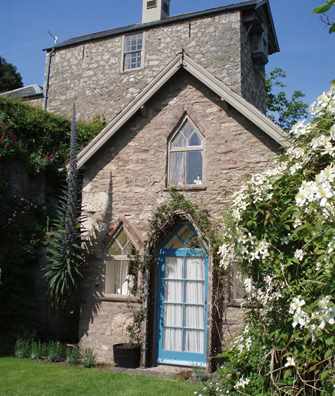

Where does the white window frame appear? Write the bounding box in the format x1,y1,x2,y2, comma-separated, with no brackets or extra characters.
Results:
122,32,145,73
104,228,137,299
167,116,206,189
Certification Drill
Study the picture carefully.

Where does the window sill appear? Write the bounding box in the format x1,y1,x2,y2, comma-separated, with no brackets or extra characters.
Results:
101,295,141,303
165,185,207,192
121,65,144,74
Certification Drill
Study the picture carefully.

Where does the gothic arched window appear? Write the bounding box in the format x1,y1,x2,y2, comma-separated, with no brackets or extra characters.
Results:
168,117,204,187
105,227,137,296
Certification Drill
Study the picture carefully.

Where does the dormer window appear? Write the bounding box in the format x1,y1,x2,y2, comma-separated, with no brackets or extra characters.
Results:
123,33,144,71
168,117,204,188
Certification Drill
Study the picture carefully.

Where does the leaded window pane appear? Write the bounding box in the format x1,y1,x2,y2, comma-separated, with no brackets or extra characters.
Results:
105,260,130,295
189,132,201,146
105,228,137,296
186,151,203,185
169,151,185,186
169,118,204,187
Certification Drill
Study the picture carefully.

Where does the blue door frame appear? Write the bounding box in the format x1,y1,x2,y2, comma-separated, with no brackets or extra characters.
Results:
156,248,208,367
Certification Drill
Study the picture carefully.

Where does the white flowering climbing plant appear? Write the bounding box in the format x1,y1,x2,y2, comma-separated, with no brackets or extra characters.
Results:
198,85,335,395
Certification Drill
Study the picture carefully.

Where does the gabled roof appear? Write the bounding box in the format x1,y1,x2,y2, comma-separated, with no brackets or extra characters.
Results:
0,84,43,99
45,0,279,54
77,51,288,169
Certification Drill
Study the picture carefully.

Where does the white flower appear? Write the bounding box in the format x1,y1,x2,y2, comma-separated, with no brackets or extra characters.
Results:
244,278,253,294
293,218,302,228
289,163,303,175
285,357,296,368
234,377,250,390
251,240,270,261
287,146,305,159
218,243,233,270
330,124,335,140
294,249,304,261
290,120,311,137
289,297,306,314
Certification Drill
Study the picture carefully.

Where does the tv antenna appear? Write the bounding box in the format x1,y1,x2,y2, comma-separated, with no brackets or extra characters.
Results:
48,30,59,44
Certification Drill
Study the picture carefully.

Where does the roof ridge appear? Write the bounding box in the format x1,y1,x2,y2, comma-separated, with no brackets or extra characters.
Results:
45,0,271,51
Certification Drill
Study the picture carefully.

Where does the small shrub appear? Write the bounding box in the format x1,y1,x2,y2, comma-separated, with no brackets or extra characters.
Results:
15,338,31,359
30,341,43,360
82,348,96,368
47,341,65,362
66,345,81,365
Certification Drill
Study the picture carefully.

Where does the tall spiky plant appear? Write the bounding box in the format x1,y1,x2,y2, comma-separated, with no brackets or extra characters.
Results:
45,103,83,306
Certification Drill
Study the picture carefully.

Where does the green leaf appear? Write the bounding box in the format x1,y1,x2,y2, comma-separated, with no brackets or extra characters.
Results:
329,24,335,33
314,3,333,13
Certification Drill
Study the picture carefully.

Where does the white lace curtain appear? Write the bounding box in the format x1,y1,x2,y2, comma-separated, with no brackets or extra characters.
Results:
163,257,205,354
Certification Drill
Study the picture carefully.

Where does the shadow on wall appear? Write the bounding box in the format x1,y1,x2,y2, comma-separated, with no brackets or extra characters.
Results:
78,171,114,340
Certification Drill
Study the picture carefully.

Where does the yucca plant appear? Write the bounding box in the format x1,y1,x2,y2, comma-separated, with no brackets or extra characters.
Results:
44,104,84,306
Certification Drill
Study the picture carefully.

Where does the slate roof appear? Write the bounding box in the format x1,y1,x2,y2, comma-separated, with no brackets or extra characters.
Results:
0,84,44,99
45,0,279,53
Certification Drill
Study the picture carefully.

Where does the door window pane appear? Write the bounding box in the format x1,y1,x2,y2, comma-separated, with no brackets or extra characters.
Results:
165,281,183,303
185,306,204,330
164,304,183,327
165,257,183,279
185,282,204,305
186,257,204,280
164,328,183,351
185,330,204,353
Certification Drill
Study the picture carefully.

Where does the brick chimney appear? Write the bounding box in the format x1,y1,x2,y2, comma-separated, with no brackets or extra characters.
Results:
142,0,170,24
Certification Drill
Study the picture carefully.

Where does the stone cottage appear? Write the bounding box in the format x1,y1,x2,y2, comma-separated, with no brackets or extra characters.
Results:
44,0,288,369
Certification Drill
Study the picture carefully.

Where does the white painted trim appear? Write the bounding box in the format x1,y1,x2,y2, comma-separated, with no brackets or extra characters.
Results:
167,114,206,188
157,358,207,368
77,52,288,169
121,31,146,73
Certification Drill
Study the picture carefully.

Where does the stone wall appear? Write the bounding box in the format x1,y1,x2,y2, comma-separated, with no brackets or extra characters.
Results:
79,70,280,363
240,23,267,113
46,10,264,122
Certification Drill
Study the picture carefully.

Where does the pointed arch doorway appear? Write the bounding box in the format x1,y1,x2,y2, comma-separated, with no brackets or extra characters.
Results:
156,222,208,367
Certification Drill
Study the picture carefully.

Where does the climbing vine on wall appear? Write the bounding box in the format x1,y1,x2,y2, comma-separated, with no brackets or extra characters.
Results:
126,190,227,358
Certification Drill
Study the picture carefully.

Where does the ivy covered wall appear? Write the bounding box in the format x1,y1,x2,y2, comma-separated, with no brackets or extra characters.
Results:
0,98,105,354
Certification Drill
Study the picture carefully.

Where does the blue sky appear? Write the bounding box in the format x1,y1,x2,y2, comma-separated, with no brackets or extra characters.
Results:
1,0,334,104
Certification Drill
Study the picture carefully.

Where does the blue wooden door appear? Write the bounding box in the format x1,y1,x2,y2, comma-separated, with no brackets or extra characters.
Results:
157,248,208,367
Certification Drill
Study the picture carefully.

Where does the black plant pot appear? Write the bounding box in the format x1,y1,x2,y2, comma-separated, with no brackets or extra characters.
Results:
113,343,141,369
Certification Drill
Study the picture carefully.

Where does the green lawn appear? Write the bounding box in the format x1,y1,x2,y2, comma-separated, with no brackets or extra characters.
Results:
0,358,200,396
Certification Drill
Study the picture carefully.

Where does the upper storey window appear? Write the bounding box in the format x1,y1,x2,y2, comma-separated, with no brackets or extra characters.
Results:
168,117,204,188
123,33,144,71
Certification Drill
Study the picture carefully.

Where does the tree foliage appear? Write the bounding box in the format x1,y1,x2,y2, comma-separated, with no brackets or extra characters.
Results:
0,96,106,173
0,56,23,93
314,0,335,33
266,68,308,132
